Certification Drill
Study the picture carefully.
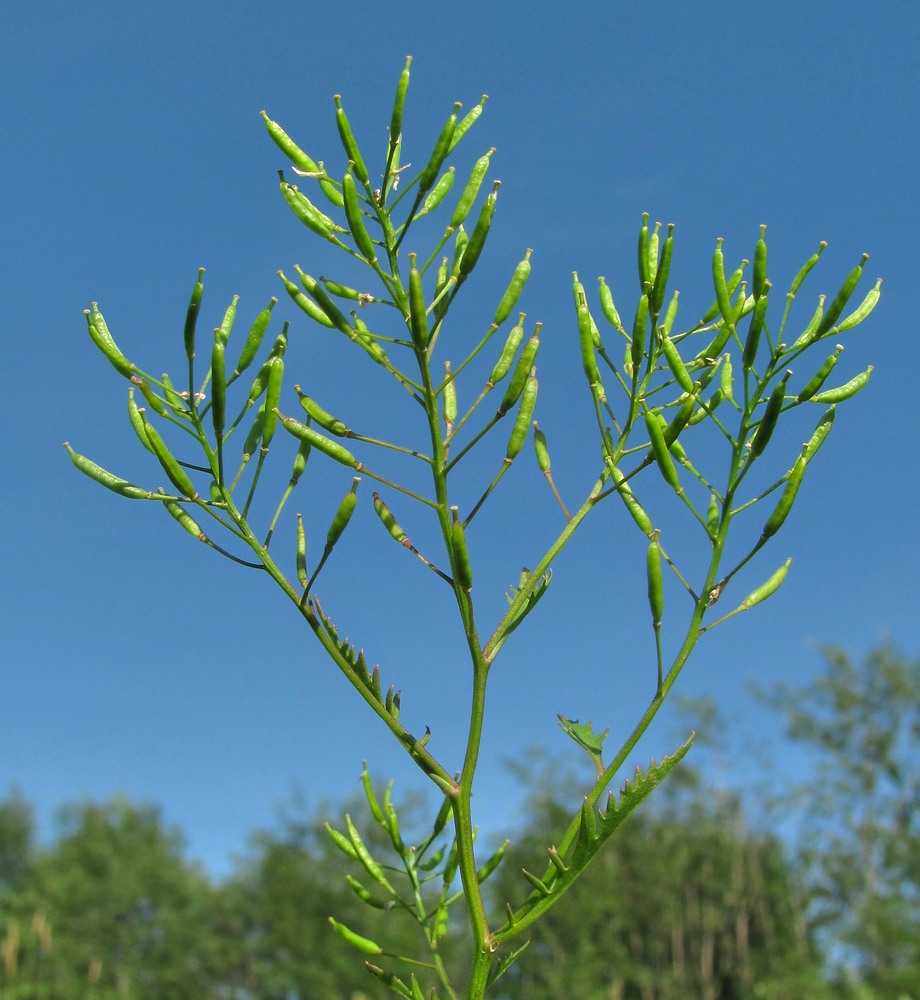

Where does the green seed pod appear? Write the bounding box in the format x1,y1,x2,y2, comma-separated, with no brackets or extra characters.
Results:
790,241,827,296
742,289,770,370
314,160,345,208
372,492,408,545
260,110,320,174
449,148,493,231
389,56,411,144
163,497,204,539
344,874,391,911
296,513,307,587
290,437,311,486
451,225,469,277
418,102,460,195
506,370,538,460
216,295,238,348
489,312,526,386
492,249,532,329
647,221,661,288
803,406,835,463
140,414,197,497
707,494,720,536
421,166,455,215
661,290,680,336
457,181,499,283
606,461,654,536
750,371,791,459
64,443,149,499
498,329,540,416
328,917,383,956
450,507,473,591
325,822,359,861
796,345,844,402
811,364,873,403
408,256,429,352
449,94,488,152
183,268,205,362
645,410,681,492
85,306,133,378
279,415,358,467
687,386,724,426
720,353,734,400
660,334,694,393
233,297,276,378
160,373,184,413
741,558,792,611
814,253,870,340
211,331,226,440
261,356,284,447
333,94,368,185
637,213,650,290
631,294,649,369
597,277,623,330
663,391,698,447
836,277,881,332
651,223,674,315
352,314,391,368
132,376,168,418
712,238,735,324
697,319,733,363
442,361,457,431
762,454,807,540
295,267,353,337
533,421,551,473
296,387,348,436
753,224,768,300
242,404,266,459
342,169,378,264
578,301,604,394
791,295,827,349
277,269,334,328
279,178,335,240
647,540,663,627
326,479,359,548
127,388,155,454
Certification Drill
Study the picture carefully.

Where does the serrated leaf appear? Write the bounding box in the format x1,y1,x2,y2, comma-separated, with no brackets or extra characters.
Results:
558,714,609,778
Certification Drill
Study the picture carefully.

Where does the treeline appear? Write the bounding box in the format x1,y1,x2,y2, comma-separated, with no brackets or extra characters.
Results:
1,643,916,999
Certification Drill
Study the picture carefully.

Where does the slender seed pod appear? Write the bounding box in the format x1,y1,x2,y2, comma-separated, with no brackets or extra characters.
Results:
741,558,792,611
698,263,746,326
720,354,734,400
421,167,455,215
598,277,623,330
418,103,460,195
372,492,408,545
707,494,720,536
326,479,360,548
811,365,873,403
498,330,540,416
663,390,698,447
606,461,654,535
342,169,378,264
645,410,681,492
789,242,828,297
64,443,149,499
506,371,538,460
688,386,724,426
804,407,835,463
647,541,664,628
637,213,650,290
261,111,320,174
314,160,345,208
533,421,551,473
279,178,335,240
127,389,155,453
242,405,266,459
344,874,391,911
277,269,334,328
183,268,205,362
712,238,735,324
578,302,604,395
278,415,358,467
697,319,733,363
290,438,311,485
389,56,411,145
333,95,368,184
647,221,661,287
328,918,383,956
796,345,844,402
753,224,768,300
651,223,674,314
85,306,133,378
660,334,694,393
762,454,807,540
261,356,284,447
449,94,488,152
492,249,532,329
325,823,360,861
408,255,429,352
449,148,493,231
661,290,680,336
140,415,197,497
352,314,390,368
791,295,827,349
742,289,770,370
836,277,881,332
233,298,276,378
442,361,457,433
814,253,870,340
132,376,168,417
217,295,238,348
295,387,348,436
457,181,499,283
450,507,473,591
750,371,792,459
451,225,469,278
631,294,649,370
295,268,353,337
489,313,526,386
211,331,226,440
160,374,184,413
163,497,204,539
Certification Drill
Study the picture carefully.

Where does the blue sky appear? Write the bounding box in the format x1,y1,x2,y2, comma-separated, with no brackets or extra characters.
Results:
2,1,917,876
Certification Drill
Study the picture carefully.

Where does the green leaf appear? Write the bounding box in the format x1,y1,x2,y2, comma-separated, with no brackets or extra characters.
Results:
558,715,609,779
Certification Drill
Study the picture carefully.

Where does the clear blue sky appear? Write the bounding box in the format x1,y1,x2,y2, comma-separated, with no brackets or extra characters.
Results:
2,1,917,876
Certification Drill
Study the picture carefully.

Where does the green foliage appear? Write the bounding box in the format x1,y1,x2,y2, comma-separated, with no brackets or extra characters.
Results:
67,60,879,997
